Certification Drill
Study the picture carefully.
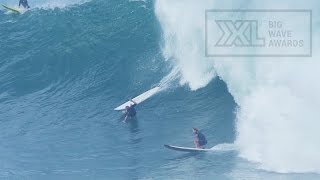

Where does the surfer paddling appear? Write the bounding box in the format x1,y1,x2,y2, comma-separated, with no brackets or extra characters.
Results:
123,99,137,123
19,0,30,8
193,128,207,149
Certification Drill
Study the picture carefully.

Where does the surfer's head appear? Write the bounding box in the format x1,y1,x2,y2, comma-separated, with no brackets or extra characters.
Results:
125,106,129,110
192,128,199,134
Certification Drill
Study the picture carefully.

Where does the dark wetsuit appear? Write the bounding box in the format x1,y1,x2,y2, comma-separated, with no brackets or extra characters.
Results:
196,132,207,146
126,104,136,117
19,0,30,8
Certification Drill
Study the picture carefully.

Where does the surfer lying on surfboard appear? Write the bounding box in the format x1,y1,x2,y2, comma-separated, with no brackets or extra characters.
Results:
193,128,207,149
19,0,30,8
123,99,137,123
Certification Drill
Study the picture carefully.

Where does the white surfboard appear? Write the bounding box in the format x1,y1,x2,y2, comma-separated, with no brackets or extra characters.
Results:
2,5,21,14
164,144,212,153
114,86,161,111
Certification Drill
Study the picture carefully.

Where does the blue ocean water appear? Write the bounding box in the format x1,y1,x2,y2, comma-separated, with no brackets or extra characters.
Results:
1,0,320,179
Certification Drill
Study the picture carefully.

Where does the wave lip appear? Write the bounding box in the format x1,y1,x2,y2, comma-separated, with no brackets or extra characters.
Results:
155,0,216,90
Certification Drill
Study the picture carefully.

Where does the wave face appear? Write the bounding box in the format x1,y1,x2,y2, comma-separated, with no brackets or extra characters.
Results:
155,0,320,173
1,0,237,179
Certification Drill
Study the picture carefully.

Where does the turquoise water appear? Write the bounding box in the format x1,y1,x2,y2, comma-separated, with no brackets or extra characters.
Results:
1,0,320,179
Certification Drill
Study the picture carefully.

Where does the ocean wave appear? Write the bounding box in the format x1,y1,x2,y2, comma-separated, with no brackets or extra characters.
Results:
155,0,320,173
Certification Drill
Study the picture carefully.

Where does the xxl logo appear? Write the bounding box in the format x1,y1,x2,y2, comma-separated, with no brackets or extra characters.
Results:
215,20,265,47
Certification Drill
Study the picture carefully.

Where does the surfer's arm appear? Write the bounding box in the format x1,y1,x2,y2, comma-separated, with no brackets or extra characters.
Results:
124,114,129,122
129,99,137,105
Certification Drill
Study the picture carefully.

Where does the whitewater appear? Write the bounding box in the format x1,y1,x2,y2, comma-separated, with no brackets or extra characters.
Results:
0,0,319,179
156,0,320,174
